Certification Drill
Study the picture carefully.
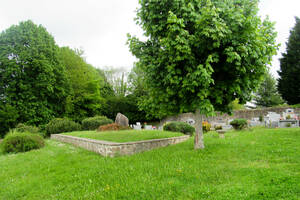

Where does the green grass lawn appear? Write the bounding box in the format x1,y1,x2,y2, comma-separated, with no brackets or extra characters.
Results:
63,130,184,142
0,128,300,199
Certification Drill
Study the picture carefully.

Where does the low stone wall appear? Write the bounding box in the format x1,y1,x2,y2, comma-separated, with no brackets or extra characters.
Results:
51,134,190,157
160,106,300,126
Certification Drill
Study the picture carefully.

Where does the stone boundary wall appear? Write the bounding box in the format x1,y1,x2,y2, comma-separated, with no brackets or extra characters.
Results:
160,106,300,126
51,134,190,157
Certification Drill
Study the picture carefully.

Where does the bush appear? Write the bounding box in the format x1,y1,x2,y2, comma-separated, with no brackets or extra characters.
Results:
1,132,45,153
15,123,40,134
163,121,195,135
202,121,211,132
215,125,222,130
82,116,113,130
98,123,131,131
14,123,46,138
230,119,248,130
45,118,81,136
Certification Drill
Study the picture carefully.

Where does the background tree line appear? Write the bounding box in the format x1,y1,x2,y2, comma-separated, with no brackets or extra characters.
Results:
0,20,156,136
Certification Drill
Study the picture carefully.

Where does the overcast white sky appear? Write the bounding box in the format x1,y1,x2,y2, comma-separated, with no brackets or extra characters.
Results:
0,0,299,77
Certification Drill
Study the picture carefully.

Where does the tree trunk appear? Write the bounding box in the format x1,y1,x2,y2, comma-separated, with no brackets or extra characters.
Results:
194,109,205,149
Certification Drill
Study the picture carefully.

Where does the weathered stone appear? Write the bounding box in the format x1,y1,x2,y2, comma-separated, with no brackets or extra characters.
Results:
51,134,190,157
115,113,129,127
217,130,226,139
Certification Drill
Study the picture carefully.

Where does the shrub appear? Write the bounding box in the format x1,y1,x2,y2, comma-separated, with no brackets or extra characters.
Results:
14,123,46,138
82,116,113,130
163,121,195,135
98,123,131,131
45,118,81,136
1,132,45,153
230,119,248,130
215,125,222,130
15,123,40,134
202,121,211,132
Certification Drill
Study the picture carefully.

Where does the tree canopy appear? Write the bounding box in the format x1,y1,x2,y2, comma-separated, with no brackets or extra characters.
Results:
278,17,300,105
59,47,105,121
128,0,278,148
128,0,278,118
0,20,70,125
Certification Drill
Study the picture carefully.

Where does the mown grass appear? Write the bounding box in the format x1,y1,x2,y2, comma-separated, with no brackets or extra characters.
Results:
63,130,184,142
0,128,299,200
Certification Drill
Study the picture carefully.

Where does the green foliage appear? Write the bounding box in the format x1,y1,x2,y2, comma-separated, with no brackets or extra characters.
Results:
102,95,158,124
0,20,70,125
254,71,284,107
163,121,195,135
98,123,132,132
96,69,115,98
229,99,245,110
230,119,248,130
1,132,44,153
0,104,18,138
59,47,105,122
82,116,113,130
14,123,45,138
128,0,278,118
278,17,300,105
45,118,81,136
15,123,40,134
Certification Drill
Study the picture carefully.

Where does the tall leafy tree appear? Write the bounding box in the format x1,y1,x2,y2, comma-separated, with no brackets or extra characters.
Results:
278,17,300,105
128,0,278,149
59,47,104,121
254,71,284,107
0,20,70,125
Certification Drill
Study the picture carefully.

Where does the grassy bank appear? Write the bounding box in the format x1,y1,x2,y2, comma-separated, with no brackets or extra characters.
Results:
0,128,299,199
63,130,184,142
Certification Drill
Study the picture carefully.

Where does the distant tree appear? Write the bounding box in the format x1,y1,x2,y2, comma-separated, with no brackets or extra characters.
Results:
0,20,70,125
100,65,158,123
127,64,147,97
59,47,104,121
278,17,300,105
128,0,278,149
254,71,284,107
102,95,151,123
103,67,128,97
96,68,115,98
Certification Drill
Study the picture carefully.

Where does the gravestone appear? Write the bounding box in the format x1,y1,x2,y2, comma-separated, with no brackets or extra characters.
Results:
115,113,129,127
133,125,142,130
145,125,153,130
